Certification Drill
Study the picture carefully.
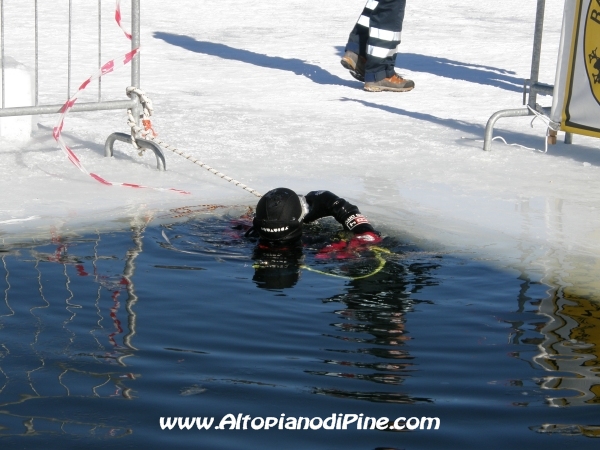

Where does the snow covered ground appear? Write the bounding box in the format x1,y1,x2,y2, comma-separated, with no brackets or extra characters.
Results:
1,0,599,299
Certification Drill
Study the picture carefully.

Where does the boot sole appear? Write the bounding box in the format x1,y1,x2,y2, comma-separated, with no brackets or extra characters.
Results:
363,85,414,92
350,70,365,82
349,71,365,82
341,58,365,82
340,58,354,70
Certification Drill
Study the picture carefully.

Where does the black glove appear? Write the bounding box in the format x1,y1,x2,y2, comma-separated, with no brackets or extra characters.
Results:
304,190,340,223
304,190,376,234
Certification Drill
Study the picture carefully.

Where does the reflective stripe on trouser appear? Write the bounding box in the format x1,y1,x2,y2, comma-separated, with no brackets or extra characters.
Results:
345,0,375,55
344,0,406,83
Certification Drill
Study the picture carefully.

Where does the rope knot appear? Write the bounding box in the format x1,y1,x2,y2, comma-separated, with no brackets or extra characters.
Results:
123,86,262,197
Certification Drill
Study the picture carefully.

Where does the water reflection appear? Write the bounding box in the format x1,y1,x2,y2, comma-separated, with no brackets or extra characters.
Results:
534,290,600,406
1,210,600,445
162,211,600,409
311,255,439,404
252,244,304,289
531,423,600,437
0,225,144,438
163,211,440,404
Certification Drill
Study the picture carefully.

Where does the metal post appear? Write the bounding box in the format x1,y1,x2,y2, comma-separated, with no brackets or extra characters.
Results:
483,0,548,151
68,0,72,99
1,0,5,109
528,0,546,109
35,0,39,106
98,0,102,102
565,132,573,144
130,0,141,128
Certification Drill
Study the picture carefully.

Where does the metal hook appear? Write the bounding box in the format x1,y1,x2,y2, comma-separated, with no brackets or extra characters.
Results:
104,132,166,171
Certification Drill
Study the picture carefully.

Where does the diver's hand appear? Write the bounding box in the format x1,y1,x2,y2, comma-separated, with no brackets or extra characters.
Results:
347,231,382,249
305,191,377,234
316,232,382,259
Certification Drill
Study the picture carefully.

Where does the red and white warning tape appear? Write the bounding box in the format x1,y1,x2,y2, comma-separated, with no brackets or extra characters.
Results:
115,0,132,40
53,0,189,194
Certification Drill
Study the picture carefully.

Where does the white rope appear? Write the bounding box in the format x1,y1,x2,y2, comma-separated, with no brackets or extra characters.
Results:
526,105,561,154
527,105,560,130
461,135,540,152
125,86,262,198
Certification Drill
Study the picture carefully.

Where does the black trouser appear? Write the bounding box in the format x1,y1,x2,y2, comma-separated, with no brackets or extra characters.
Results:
345,0,406,82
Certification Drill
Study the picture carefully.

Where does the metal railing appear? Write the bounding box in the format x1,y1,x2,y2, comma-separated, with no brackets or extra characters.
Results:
483,0,572,150
0,0,141,124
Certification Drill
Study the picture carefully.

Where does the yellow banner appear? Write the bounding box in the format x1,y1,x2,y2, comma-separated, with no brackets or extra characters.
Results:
561,0,600,138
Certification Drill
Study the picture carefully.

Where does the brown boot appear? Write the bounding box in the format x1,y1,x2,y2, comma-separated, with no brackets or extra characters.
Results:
364,74,415,92
340,51,366,81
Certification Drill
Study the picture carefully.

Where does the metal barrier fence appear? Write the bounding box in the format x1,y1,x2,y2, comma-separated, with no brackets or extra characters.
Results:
0,0,141,125
483,0,572,150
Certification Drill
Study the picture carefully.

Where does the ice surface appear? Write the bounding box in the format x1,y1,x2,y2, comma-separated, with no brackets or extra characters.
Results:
1,0,599,299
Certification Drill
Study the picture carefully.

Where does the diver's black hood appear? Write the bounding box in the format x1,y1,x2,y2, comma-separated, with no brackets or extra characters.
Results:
252,187,305,242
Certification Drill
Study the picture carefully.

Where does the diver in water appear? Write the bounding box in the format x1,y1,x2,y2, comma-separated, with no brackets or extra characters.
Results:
246,187,382,288
246,187,381,247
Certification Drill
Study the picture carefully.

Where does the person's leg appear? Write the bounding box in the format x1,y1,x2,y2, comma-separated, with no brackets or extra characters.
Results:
364,0,406,82
341,0,379,80
363,0,413,92
344,0,378,57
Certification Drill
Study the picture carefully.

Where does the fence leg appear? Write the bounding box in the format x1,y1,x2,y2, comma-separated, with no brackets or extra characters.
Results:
564,132,573,144
105,132,166,171
483,108,531,151
130,0,142,129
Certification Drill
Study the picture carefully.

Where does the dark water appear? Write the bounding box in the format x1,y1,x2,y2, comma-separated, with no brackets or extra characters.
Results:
0,210,598,449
